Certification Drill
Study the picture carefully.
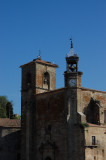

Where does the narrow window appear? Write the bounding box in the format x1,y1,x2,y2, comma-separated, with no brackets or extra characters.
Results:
43,72,50,89
48,125,51,132
102,149,104,157
104,110,106,124
47,101,50,110
43,72,49,84
26,73,31,87
92,136,96,145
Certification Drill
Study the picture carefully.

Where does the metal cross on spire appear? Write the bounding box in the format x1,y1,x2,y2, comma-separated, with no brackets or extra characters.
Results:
37,50,41,60
70,38,73,48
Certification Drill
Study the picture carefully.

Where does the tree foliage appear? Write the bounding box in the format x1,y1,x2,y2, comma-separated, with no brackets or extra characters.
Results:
0,107,7,118
0,96,14,118
13,114,21,120
6,102,13,118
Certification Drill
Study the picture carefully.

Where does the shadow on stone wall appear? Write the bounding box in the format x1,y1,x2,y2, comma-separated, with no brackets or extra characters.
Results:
0,128,21,160
83,98,100,125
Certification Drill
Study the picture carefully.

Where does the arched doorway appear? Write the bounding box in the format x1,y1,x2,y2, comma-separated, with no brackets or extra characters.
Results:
45,157,51,160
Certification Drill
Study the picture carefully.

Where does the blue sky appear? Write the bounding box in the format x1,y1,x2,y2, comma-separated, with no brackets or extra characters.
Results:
0,0,106,115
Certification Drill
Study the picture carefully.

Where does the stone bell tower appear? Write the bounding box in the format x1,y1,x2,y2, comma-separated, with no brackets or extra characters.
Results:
64,39,83,120
64,39,82,89
64,39,84,160
20,56,58,160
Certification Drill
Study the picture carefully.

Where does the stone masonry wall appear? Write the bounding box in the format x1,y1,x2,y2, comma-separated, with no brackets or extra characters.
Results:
85,125,106,160
81,88,106,160
0,127,21,160
36,63,56,94
81,88,106,124
35,89,68,160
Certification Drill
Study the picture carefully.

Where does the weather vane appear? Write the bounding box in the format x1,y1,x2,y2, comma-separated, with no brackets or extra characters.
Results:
37,49,41,60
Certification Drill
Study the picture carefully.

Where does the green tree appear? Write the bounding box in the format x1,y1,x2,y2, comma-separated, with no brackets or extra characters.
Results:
6,102,13,118
0,105,7,118
0,96,14,118
0,96,8,108
13,114,21,120
0,96,8,118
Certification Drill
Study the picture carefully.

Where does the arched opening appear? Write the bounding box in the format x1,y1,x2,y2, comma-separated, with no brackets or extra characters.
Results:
84,98,100,125
45,157,51,160
43,72,50,90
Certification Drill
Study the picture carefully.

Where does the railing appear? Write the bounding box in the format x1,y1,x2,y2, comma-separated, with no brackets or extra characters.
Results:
85,141,99,148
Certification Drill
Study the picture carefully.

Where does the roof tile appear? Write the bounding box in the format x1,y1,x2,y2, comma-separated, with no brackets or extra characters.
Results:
0,118,21,127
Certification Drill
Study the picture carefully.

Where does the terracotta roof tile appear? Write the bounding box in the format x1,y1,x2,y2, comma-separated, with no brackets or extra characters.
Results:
20,59,58,68
0,118,21,127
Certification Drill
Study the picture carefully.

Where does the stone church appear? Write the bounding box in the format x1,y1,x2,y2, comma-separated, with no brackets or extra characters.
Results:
20,40,106,160
0,40,106,160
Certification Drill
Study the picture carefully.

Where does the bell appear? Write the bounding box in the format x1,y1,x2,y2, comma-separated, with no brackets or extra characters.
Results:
69,65,75,72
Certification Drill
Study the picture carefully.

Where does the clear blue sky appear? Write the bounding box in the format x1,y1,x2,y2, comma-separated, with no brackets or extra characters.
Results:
0,0,106,115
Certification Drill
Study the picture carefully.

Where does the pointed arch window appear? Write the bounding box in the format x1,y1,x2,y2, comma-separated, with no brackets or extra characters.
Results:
43,72,50,90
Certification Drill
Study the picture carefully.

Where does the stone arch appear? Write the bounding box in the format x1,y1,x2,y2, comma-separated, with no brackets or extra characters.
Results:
45,157,52,160
43,72,50,90
84,98,100,125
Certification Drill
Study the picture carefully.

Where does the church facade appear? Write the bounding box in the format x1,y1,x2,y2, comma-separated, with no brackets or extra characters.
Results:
20,40,106,160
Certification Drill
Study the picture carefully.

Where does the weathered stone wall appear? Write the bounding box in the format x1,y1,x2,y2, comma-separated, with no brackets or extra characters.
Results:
0,127,21,160
81,88,106,124
85,125,106,160
36,63,56,94
21,89,35,160
81,88,106,160
65,87,85,160
35,86,106,160
67,125,85,160
21,59,58,160
36,89,68,160
20,58,106,160
21,63,36,93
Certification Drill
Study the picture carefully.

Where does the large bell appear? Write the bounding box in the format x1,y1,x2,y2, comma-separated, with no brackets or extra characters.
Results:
69,65,76,72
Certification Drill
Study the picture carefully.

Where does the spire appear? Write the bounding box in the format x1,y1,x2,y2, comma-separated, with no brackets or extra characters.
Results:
66,39,79,72
67,39,76,57
70,38,73,48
